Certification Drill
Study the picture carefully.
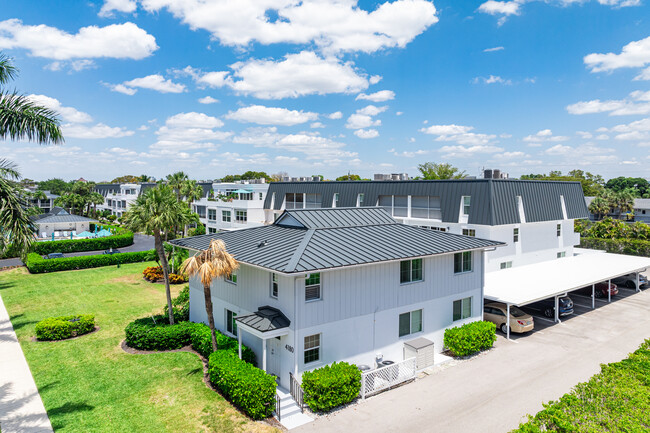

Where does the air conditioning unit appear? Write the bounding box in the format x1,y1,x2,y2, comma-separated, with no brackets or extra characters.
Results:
403,337,434,370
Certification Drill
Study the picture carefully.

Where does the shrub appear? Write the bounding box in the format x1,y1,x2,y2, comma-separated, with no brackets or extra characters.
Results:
35,314,95,341
301,362,361,412
25,250,153,273
33,231,133,255
444,321,496,357
189,322,256,365
580,237,650,257
163,285,190,322
188,223,206,237
208,351,276,420
143,266,163,282
124,315,195,351
168,273,188,284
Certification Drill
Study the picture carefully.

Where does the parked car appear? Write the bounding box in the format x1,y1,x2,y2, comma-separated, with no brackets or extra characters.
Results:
575,282,618,298
612,273,648,290
483,302,534,334
103,248,121,255
526,296,574,318
45,252,65,259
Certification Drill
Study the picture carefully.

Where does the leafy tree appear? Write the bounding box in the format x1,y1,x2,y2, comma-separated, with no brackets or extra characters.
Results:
336,174,362,181
521,170,604,196
55,193,84,215
613,188,635,220
111,175,139,184
270,172,288,182
417,162,467,180
221,171,270,182
37,178,71,195
124,184,197,325
137,174,154,183
605,177,649,197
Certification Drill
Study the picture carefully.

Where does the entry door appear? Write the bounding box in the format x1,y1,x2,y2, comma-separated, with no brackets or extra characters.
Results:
268,338,282,381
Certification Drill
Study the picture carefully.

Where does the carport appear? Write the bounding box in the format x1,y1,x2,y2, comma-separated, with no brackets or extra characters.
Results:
484,251,650,339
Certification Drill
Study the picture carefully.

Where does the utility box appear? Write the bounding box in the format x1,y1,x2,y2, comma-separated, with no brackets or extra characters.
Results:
404,337,434,370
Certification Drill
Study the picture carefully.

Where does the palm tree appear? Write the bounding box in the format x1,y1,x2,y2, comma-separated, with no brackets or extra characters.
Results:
181,180,204,209
138,174,154,183
124,184,197,324
0,159,35,257
88,191,105,217
614,188,635,220
588,197,610,221
181,239,238,352
166,171,189,202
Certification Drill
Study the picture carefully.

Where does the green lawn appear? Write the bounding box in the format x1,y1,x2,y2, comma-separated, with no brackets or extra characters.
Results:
0,263,277,433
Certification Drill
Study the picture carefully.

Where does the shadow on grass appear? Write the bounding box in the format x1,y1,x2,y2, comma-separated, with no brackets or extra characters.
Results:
49,401,95,430
0,281,16,291
186,367,202,377
9,313,39,331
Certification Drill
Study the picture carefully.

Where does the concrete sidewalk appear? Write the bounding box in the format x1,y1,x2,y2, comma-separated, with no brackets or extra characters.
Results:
0,293,53,433
296,289,650,433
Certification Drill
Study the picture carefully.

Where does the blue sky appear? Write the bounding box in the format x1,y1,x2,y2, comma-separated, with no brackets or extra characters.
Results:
1,0,649,181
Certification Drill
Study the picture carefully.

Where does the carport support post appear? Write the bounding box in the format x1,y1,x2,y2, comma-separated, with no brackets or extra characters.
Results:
506,303,510,340
608,279,611,303
554,296,559,323
592,284,595,309
637,272,640,293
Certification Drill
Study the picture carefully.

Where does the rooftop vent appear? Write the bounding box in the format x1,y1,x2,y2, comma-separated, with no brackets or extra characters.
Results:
258,240,268,248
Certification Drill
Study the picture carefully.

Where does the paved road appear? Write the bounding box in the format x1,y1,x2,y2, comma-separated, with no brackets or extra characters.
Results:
0,234,154,269
296,287,650,433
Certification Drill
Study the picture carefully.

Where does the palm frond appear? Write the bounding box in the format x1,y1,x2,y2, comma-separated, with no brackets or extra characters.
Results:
0,158,20,180
0,92,64,145
181,239,239,287
0,54,18,85
0,177,34,256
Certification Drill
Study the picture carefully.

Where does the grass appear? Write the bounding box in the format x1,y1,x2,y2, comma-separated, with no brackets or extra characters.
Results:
512,338,650,432
0,263,277,433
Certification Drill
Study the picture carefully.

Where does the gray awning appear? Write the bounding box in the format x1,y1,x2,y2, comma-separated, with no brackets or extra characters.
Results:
236,306,290,339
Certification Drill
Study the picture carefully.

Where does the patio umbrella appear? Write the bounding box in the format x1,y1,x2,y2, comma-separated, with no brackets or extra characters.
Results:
51,233,54,241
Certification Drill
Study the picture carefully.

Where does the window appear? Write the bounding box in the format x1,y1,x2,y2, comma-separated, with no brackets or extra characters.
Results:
122,200,126,208
556,223,561,237
358,193,365,206
462,229,476,237
500,261,512,269
305,193,322,208
557,251,566,258
304,334,320,364
454,251,472,274
399,309,423,337
333,193,339,207
462,196,471,215
270,273,279,298
259,192,263,200
222,210,231,222
195,206,206,218
453,297,472,321
285,193,303,209
400,258,423,284
225,271,237,284
208,227,217,234
305,273,321,301
379,195,408,217
226,309,237,336
235,210,247,223
411,196,442,219
208,209,216,221
513,228,519,243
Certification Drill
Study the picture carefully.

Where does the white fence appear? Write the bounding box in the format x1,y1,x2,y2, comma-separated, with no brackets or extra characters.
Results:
360,358,417,399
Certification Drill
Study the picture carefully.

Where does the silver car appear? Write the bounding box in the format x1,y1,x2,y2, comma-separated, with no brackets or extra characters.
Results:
612,273,648,289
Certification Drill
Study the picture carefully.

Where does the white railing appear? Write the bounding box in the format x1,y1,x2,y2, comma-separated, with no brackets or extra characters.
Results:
360,358,416,399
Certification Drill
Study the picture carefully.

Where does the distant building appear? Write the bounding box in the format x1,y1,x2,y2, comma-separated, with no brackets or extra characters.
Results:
94,183,157,217
26,190,59,213
585,196,650,223
31,207,96,239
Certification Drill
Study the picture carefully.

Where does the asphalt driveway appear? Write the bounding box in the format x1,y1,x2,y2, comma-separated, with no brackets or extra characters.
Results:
296,287,650,433
0,234,154,269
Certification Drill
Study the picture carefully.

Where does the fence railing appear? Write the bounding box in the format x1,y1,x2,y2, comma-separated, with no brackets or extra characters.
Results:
360,358,417,399
289,372,305,412
275,393,281,421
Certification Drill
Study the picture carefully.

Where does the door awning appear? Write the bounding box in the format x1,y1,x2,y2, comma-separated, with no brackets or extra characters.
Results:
485,251,650,306
236,306,290,339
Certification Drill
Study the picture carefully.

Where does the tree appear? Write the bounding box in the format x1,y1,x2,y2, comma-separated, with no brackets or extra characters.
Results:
111,175,139,184
0,159,35,257
166,171,189,202
221,171,271,182
270,172,288,182
37,178,71,195
613,188,635,220
124,184,197,325
181,180,204,209
181,239,239,352
336,174,362,181
588,197,610,221
605,177,649,197
88,191,105,217
417,162,467,180
520,170,604,196
55,193,84,215
137,174,154,183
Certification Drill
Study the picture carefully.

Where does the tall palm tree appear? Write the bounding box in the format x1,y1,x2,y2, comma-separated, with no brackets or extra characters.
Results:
614,188,635,220
588,197,610,221
181,180,204,209
88,191,105,217
181,239,238,352
0,159,35,256
138,174,154,183
124,184,197,324
166,171,189,202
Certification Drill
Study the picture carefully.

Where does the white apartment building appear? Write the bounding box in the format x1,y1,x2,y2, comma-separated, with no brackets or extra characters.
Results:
95,182,156,217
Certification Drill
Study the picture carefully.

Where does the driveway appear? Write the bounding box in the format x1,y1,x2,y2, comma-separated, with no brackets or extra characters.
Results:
0,234,154,269
295,287,650,433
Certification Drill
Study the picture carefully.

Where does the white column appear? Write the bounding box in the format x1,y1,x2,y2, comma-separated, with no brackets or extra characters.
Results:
637,272,640,293
592,284,595,309
608,279,611,303
554,296,559,323
238,330,242,359
506,303,510,340
263,339,267,372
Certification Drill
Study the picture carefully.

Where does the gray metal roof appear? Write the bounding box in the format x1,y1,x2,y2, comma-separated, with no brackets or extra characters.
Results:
170,207,503,274
236,306,290,332
277,207,395,228
31,207,97,224
264,179,589,225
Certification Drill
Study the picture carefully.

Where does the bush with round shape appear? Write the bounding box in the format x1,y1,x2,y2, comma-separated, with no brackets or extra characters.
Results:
444,320,496,357
189,322,256,365
35,314,95,341
124,315,195,351
301,362,361,412
208,350,276,420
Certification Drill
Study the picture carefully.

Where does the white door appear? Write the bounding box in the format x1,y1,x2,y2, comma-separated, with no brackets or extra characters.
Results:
268,338,282,381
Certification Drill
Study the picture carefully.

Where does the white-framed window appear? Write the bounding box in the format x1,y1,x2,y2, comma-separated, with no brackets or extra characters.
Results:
513,228,520,243
225,271,237,284
556,223,561,237
305,193,322,208
270,273,279,299
454,251,472,274
304,334,320,364
462,196,471,215
226,309,237,336
399,309,422,337
208,227,217,234
222,210,231,222
305,273,321,301
557,251,566,258
500,261,513,269
357,193,365,207
235,210,247,223
462,228,476,237
208,209,216,221
259,192,263,200
285,193,303,209
400,258,423,284
379,195,408,217
453,297,472,321
333,193,339,207
411,195,442,219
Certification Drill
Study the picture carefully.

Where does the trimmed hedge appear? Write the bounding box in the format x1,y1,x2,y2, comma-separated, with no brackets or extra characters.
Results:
208,351,277,420
124,315,195,350
33,231,134,255
189,322,256,365
35,314,95,341
302,362,361,412
444,320,496,357
581,237,650,257
25,249,153,273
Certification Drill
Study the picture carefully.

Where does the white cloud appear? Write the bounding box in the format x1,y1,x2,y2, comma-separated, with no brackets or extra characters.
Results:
522,129,569,143
635,67,650,81
472,75,512,85
369,75,383,85
27,94,92,123
420,123,498,146
354,129,379,139
584,36,650,73
328,111,343,120
150,112,230,154
576,131,593,139
225,105,318,126
439,144,504,158
64,123,134,139
483,46,504,52
357,105,388,116
345,105,386,130
567,90,650,116
110,74,186,95
138,0,438,54
420,124,473,135
197,71,230,88
389,148,429,157
99,0,137,17
478,1,521,16
544,143,616,164
356,90,395,102
310,122,325,128
166,112,224,129
0,19,157,60
198,96,219,104
109,83,137,95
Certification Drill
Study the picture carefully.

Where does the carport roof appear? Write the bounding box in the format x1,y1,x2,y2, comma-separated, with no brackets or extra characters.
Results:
485,251,650,306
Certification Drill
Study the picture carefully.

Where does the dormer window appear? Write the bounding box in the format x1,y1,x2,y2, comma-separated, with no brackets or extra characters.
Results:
462,196,471,215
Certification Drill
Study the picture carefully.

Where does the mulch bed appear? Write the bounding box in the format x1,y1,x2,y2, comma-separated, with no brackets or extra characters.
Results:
32,326,100,342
